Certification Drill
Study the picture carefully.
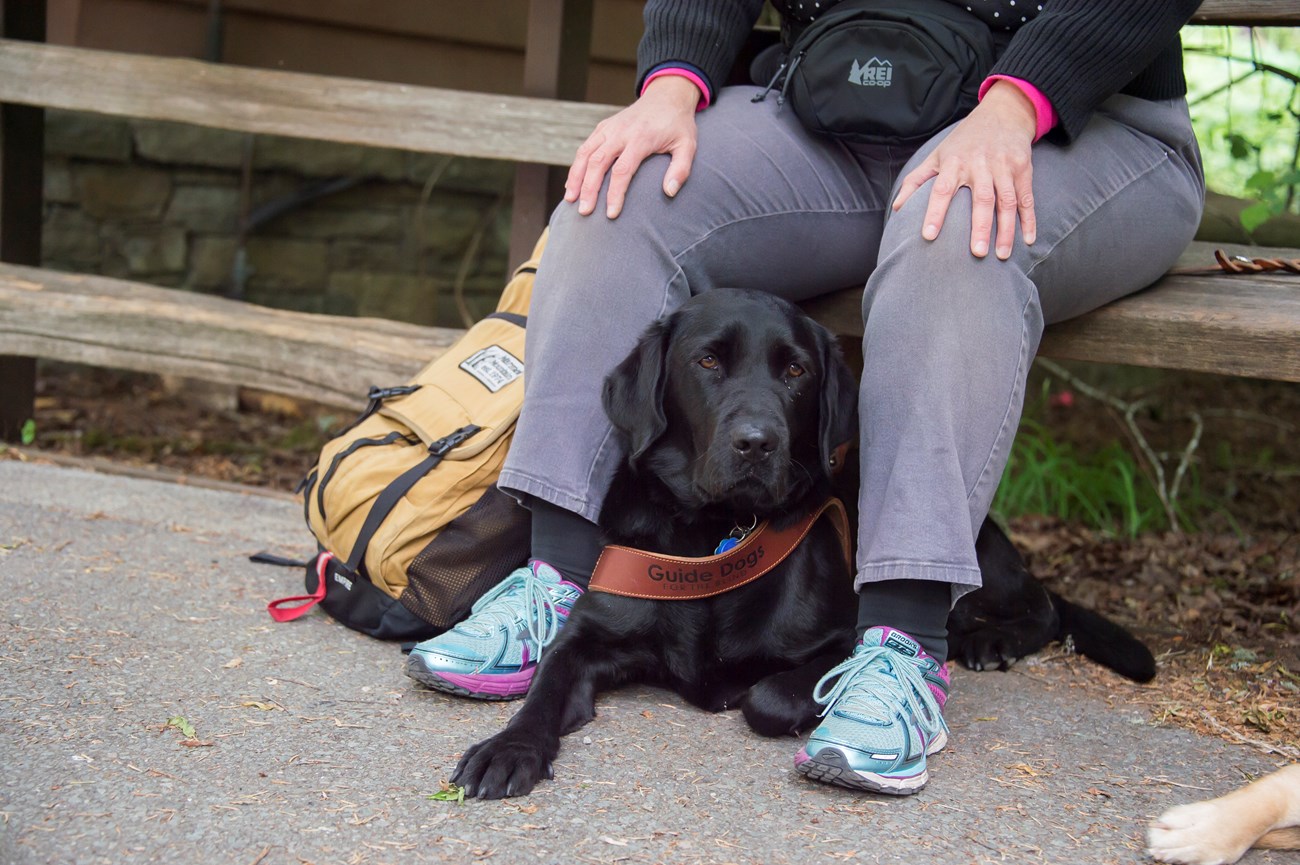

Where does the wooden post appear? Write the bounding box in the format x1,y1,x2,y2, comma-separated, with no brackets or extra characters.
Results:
0,0,46,442
508,0,594,270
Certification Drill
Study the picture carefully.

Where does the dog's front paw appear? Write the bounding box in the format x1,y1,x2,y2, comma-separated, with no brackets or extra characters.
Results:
452,731,555,799
1148,800,1253,865
742,672,822,737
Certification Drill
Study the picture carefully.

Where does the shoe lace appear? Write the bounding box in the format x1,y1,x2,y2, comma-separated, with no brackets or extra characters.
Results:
813,647,948,739
460,565,571,655
521,570,569,654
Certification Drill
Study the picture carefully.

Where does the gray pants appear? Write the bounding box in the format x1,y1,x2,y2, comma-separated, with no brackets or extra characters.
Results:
498,88,1204,602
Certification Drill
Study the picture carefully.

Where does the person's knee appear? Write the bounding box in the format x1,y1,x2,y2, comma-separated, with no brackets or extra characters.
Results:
860,191,1038,347
534,173,673,314
547,154,676,237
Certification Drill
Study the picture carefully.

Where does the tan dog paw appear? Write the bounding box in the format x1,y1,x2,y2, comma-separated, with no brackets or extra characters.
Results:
1148,800,1254,865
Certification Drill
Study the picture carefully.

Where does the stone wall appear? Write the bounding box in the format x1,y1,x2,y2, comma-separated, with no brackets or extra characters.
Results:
41,110,518,329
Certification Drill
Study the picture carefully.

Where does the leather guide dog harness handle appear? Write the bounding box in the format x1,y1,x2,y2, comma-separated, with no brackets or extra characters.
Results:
1169,249,1300,276
589,498,852,600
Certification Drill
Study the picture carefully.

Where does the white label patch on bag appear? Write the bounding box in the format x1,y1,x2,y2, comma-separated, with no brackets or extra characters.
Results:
460,345,524,392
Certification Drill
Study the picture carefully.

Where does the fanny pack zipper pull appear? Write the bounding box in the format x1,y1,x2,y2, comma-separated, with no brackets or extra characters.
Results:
751,57,790,104
778,51,805,106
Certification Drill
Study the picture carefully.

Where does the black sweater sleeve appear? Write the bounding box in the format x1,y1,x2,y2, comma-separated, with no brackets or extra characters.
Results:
991,0,1202,142
636,0,767,100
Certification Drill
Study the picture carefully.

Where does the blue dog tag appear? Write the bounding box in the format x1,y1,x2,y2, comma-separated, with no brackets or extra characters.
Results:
714,516,757,555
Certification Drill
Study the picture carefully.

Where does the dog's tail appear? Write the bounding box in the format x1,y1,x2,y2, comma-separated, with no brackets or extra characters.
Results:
1051,590,1156,683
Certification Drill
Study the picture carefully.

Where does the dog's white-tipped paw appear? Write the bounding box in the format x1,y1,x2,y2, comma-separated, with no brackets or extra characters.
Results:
1147,801,1251,865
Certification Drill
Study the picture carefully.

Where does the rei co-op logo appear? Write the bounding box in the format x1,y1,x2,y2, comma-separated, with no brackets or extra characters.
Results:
848,57,892,87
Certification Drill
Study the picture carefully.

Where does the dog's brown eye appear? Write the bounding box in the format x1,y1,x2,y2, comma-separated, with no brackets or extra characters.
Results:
787,363,806,378
699,355,719,370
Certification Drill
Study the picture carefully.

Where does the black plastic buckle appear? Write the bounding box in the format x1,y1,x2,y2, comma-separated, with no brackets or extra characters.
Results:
367,384,421,403
429,425,482,457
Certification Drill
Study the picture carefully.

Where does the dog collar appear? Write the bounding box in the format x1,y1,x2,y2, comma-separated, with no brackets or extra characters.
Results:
588,498,851,601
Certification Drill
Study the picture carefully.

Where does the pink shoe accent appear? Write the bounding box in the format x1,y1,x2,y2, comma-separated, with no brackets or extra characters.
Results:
929,662,951,710
434,667,536,698
872,626,950,709
557,580,585,610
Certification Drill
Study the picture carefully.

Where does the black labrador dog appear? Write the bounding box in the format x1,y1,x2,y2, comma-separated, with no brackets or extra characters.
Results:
452,289,1152,799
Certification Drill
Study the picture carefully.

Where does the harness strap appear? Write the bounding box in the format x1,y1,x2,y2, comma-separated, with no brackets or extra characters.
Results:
589,498,851,601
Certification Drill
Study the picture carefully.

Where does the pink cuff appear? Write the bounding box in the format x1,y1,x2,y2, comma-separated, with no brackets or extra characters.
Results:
979,75,1057,142
641,68,711,111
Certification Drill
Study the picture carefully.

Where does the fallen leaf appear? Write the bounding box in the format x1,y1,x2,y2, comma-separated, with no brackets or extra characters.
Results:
427,781,465,804
222,658,243,669
166,716,197,739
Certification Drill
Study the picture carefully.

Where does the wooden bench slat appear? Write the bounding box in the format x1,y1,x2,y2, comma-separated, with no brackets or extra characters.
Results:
802,278,1300,385
800,242,1300,383
0,39,620,167
1191,0,1300,25
6,242,1299,406
1038,274,1300,381
0,264,462,410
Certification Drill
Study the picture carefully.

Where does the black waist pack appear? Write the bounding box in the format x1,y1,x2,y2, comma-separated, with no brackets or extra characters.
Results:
754,0,997,146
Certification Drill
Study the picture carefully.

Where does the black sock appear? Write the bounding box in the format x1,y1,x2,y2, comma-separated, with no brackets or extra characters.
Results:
856,579,951,664
528,498,603,590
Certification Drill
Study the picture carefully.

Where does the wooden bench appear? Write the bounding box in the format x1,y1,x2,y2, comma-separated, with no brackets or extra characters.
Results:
2,1,1299,419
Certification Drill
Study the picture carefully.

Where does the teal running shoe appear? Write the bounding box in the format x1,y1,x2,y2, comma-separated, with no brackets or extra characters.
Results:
795,626,950,795
405,560,583,700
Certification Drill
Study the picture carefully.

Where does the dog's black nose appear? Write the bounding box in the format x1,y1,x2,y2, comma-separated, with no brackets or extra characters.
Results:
731,424,777,461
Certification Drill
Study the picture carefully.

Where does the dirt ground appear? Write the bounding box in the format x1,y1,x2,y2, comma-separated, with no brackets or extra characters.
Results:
7,361,1298,763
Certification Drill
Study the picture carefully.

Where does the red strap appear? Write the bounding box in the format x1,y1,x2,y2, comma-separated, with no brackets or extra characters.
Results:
266,553,331,622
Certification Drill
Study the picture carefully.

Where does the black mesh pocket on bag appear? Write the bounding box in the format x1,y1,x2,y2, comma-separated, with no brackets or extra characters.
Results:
399,486,531,630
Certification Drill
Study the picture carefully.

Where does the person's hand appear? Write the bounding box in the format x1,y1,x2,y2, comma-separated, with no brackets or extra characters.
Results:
565,75,701,219
892,81,1039,260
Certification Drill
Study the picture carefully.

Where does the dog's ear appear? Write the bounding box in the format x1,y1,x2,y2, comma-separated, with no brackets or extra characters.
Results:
817,327,858,474
602,317,672,461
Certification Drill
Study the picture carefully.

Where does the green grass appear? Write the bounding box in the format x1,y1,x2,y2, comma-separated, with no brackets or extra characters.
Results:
992,417,1172,535
991,382,1225,537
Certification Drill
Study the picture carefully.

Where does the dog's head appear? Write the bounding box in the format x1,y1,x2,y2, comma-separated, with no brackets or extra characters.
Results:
602,289,857,516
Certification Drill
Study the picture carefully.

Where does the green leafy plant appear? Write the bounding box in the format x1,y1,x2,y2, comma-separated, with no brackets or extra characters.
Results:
20,418,35,445
1184,27,1300,230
